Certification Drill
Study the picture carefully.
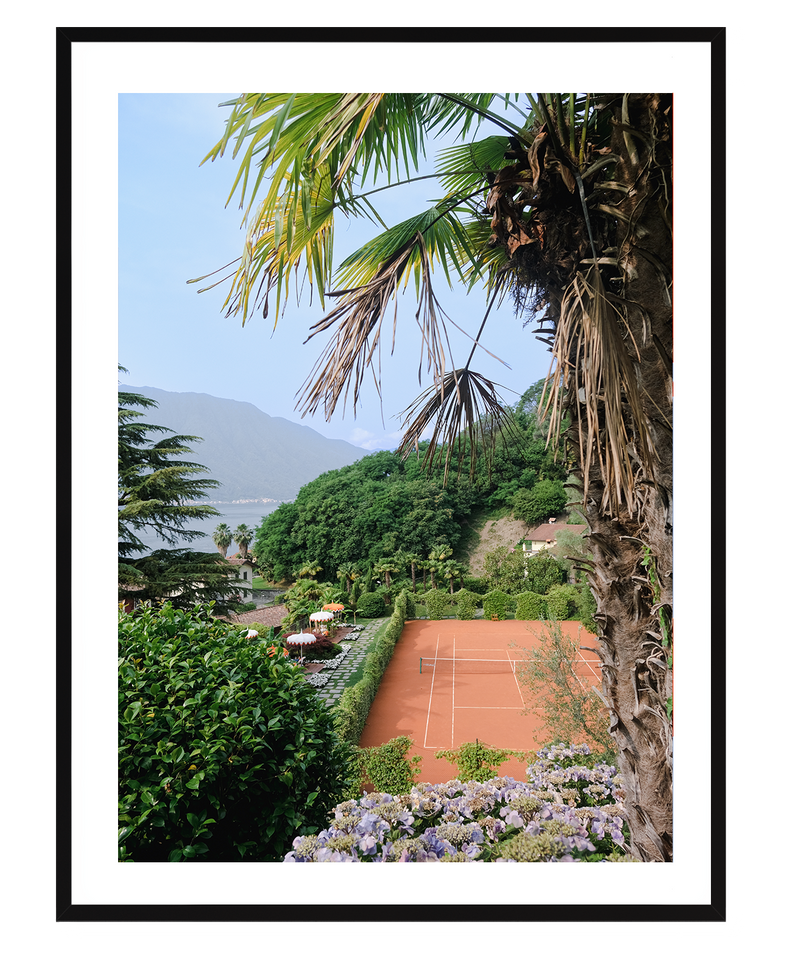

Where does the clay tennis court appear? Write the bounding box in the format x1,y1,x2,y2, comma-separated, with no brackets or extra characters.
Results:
358,618,600,784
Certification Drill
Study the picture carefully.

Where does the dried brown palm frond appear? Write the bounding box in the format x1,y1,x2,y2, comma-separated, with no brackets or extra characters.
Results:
541,265,657,516
396,368,521,486
295,232,454,422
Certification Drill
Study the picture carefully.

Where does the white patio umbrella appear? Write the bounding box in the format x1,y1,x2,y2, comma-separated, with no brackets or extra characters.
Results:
310,611,334,624
310,611,334,634
284,633,317,664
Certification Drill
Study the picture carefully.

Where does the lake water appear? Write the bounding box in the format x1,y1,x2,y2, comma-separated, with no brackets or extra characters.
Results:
133,501,282,555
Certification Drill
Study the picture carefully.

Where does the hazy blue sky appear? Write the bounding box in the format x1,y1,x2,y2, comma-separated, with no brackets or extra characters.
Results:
118,94,554,452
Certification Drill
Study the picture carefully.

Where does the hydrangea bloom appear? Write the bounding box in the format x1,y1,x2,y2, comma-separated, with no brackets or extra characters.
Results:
284,746,630,862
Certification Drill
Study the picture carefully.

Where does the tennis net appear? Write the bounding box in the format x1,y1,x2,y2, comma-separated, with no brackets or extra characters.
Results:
419,657,522,675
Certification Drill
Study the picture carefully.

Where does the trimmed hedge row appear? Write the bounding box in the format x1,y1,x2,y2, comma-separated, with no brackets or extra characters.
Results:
333,590,410,745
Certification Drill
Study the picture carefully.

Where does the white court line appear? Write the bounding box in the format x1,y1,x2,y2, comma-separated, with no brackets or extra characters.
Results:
451,637,456,748
422,633,440,750
423,638,535,748
455,646,526,707
572,649,601,687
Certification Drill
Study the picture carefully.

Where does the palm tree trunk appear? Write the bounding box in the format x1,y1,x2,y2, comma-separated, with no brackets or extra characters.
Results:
579,94,673,861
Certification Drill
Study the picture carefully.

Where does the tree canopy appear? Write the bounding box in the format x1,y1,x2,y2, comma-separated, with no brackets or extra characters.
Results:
253,403,564,584
118,373,240,610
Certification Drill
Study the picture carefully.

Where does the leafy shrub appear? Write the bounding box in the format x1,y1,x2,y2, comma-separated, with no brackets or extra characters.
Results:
512,479,567,525
454,588,479,620
462,575,488,595
423,588,451,620
356,592,386,619
577,583,598,634
525,551,565,593
483,546,528,593
335,592,408,744
514,591,548,620
349,736,422,797
435,739,525,783
546,583,580,620
482,589,511,620
118,602,352,863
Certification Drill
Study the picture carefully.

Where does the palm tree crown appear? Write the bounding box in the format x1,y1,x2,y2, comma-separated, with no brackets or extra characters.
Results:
232,523,255,558
212,522,233,558
195,93,674,862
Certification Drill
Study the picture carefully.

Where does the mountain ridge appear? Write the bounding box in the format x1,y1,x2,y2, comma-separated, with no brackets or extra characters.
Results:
119,384,368,501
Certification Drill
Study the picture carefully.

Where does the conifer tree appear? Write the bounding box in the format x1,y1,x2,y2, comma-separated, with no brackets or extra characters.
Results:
118,371,239,610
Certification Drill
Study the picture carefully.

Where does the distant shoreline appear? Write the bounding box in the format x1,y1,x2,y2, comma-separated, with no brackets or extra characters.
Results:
187,499,294,505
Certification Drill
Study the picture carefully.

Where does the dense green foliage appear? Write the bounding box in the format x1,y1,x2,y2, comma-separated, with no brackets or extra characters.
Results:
514,591,549,620
422,588,451,620
523,550,566,594
118,603,352,862
253,386,568,585
577,583,599,634
454,588,480,620
355,592,387,619
482,589,511,620
118,376,240,610
334,592,409,745
482,545,529,593
513,479,568,525
545,583,580,620
435,739,526,783
349,736,422,798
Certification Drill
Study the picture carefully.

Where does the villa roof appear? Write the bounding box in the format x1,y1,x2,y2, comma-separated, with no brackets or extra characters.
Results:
526,522,587,542
226,556,254,566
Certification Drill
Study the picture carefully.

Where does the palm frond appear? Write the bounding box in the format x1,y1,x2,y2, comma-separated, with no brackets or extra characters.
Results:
434,135,511,196
334,205,478,293
295,229,456,422
541,265,657,515
195,94,432,322
396,368,521,485
424,94,527,141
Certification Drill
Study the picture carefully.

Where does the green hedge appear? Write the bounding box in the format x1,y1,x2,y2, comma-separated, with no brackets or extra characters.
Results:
346,735,422,798
546,583,580,620
334,591,409,745
118,603,351,863
482,589,511,620
356,591,386,619
423,588,451,620
577,583,598,633
514,591,548,620
454,588,480,620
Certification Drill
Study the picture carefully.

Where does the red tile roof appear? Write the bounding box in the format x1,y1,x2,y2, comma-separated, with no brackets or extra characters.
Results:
226,605,287,628
526,522,586,541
